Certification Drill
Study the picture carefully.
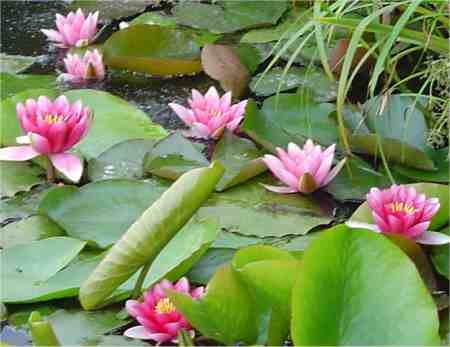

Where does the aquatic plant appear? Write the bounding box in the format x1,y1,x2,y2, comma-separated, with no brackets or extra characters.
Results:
124,278,204,343
41,8,99,47
262,140,346,194
58,49,105,83
169,87,247,139
0,95,91,182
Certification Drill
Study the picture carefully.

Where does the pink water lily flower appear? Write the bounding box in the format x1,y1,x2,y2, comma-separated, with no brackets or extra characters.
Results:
125,277,204,343
58,49,105,83
262,140,346,194
41,8,99,47
0,95,92,182
348,185,450,245
169,86,247,139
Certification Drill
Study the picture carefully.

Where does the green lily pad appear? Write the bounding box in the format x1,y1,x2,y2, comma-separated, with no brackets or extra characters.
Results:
1,73,57,100
39,179,169,248
103,25,202,76
0,53,36,74
250,66,338,101
291,225,440,345
241,93,337,151
0,161,45,198
196,176,333,238
232,44,265,74
323,156,396,201
63,89,167,160
350,182,449,231
1,237,86,303
393,147,449,183
349,95,434,170
172,1,288,34
431,227,449,279
212,131,266,191
0,215,65,249
0,89,58,147
187,248,236,284
69,0,153,20
128,11,177,27
212,231,269,249
87,139,158,181
168,264,259,345
144,132,209,180
47,308,128,346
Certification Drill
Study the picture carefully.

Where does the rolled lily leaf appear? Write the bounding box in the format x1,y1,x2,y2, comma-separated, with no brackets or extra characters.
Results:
79,162,224,310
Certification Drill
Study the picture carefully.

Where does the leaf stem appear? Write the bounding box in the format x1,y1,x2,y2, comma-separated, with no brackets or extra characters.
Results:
132,262,151,299
46,157,55,183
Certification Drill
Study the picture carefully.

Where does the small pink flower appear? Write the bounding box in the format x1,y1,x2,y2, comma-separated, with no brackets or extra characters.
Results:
58,49,105,83
169,86,247,139
0,95,92,182
41,8,99,48
262,140,346,194
351,185,450,245
124,277,204,343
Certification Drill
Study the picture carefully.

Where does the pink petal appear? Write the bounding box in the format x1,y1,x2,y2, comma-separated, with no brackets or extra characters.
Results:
261,184,298,194
313,153,334,186
29,133,52,154
230,100,248,118
225,116,243,132
147,333,173,343
204,86,220,103
372,211,390,232
49,153,83,182
169,103,195,124
124,326,154,340
41,29,64,43
190,122,213,138
414,231,450,245
174,277,190,293
125,300,142,318
191,287,204,299
406,221,430,238
0,146,40,161
322,157,347,186
345,221,381,232
164,322,182,336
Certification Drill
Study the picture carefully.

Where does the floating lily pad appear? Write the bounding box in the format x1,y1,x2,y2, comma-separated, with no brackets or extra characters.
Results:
232,44,265,74
39,179,169,248
144,132,209,180
212,131,266,191
128,11,177,27
241,93,337,151
0,161,45,198
431,227,449,279
196,176,333,238
88,139,158,181
393,147,449,183
64,89,167,160
212,231,269,249
1,237,86,303
291,226,440,345
324,156,396,201
103,25,202,76
172,1,288,34
69,0,153,20
250,66,338,101
47,308,128,346
1,73,57,100
0,53,36,74
349,95,434,170
0,215,65,249
350,182,449,231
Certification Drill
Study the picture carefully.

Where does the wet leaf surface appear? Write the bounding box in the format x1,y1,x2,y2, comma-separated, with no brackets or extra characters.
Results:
0,53,36,73
0,161,45,198
0,73,57,100
431,227,449,279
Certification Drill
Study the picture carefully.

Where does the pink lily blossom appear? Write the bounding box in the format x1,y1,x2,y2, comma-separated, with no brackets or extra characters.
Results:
262,140,346,194
58,49,105,83
348,185,450,245
168,86,247,139
124,277,204,343
0,95,92,182
41,8,99,47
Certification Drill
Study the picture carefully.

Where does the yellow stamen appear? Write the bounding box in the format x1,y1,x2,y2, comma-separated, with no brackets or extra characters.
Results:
154,298,176,314
388,201,417,214
43,114,63,124
209,108,222,117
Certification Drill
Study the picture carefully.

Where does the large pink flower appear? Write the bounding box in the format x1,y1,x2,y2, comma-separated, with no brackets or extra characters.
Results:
124,278,204,343
262,140,346,194
168,87,247,139
41,9,99,47
360,185,450,245
0,95,92,182
58,49,105,83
